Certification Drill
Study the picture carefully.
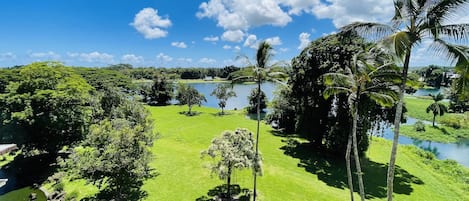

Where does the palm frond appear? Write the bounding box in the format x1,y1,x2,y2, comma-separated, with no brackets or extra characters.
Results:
323,87,353,100
322,73,353,87
365,91,396,107
340,22,395,41
429,39,469,65
382,31,413,60
427,0,468,27
437,24,469,42
257,41,273,69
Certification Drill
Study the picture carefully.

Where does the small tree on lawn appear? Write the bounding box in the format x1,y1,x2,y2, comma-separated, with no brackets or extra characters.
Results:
149,74,173,106
201,128,262,200
176,83,206,115
426,93,448,127
211,84,236,115
247,88,267,114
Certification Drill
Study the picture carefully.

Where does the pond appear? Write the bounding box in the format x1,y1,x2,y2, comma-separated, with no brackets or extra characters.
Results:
413,87,446,96
189,82,469,167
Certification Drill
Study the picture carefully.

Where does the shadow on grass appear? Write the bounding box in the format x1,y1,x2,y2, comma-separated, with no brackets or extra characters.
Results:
81,188,148,201
195,184,250,201
211,112,235,117
245,112,267,121
0,153,58,195
179,111,203,116
281,139,424,199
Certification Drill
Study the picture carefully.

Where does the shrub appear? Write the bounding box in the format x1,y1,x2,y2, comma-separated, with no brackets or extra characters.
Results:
441,117,462,129
414,121,426,132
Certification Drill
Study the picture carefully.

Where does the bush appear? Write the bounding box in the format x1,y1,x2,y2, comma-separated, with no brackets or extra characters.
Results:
441,117,462,129
414,121,426,132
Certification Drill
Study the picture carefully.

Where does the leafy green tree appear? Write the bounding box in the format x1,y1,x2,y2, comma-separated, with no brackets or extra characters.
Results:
323,45,399,201
176,83,206,115
341,1,469,199
247,88,267,114
201,128,262,200
148,74,173,106
0,62,93,154
266,86,296,133
210,84,236,115
67,118,155,200
426,93,448,127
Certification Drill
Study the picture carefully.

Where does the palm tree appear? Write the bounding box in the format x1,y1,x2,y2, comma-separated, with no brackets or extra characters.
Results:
341,1,469,200
323,45,399,201
426,93,448,127
234,41,287,201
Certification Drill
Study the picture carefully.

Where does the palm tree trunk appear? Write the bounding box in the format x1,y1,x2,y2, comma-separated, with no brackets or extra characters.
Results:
346,131,354,201
432,114,436,127
253,78,261,201
352,100,366,201
387,51,411,201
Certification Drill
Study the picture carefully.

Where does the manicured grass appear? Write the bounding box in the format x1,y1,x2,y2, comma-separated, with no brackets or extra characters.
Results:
404,96,468,126
55,105,468,200
400,125,469,143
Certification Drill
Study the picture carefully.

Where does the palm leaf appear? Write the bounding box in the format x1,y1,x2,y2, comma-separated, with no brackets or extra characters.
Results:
365,91,396,107
340,22,395,41
427,0,468,26
437,24,469,42
322,73,353,87
323,87,353,100
382,31,414,60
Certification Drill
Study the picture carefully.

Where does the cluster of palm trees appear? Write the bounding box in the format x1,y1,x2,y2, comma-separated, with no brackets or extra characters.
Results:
248,1,468,201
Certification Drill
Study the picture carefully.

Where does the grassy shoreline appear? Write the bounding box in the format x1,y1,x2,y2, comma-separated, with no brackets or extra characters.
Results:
50,105,468,200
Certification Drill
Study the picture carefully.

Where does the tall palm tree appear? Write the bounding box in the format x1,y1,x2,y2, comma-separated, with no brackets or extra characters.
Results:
341,1,469,200
324,45,399,201
426,93,448,126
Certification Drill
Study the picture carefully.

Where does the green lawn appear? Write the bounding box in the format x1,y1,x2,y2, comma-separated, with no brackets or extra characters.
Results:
400,125,469,143
54,105,468,200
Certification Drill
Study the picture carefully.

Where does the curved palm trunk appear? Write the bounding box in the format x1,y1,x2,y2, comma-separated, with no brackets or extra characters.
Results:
432,114,436,127
253,78,261,201
345,131,354,201
387,51,411,201
352,100,366,201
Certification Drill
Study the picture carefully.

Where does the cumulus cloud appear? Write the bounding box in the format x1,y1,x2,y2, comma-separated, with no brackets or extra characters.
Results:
223,45,232,50
312,0,394,28
199,57,216,64
203,36,219,42
68,51,114,63
171,41,187,48
177,57,193,63
197,0,293,31
29,51,61,60
0,52,16,61
266,36,282,46
298,32,311,50
221,30,245,42
244,34,258,48
121,54,144,64
156,53,173,62
131,8,172,39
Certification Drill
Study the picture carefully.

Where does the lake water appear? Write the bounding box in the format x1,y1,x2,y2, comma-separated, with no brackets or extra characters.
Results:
413,88,446,96
190,83,469,167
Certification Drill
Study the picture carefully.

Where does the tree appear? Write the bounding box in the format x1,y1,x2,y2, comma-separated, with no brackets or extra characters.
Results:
323,45,398,201
247,88,267,114
201,128,262,200
211,84,236,115
341,1,469,199
176,83,206,115
0,62,93,154
148,74,173,106
426,93,448,127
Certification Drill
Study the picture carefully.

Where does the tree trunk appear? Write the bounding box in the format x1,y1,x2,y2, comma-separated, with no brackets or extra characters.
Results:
222,106,225,115
352,100,366,201
346,131,354,201
432,114,436,127
387,50,411,201
227,165,232,201
253,77,261,201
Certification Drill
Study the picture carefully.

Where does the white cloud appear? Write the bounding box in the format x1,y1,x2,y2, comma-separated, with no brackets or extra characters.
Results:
221,30,245,42
279,48,289,52
29,51,61,60
68,51,114,63
171,41,187,48
197,0,292,32
298,32,311,50
121,54,144,64
278,0,321,15
177,57,193,63
0,52,16,61
266,36,282,46
312,0,394,28
199,57,216,64
223,45,232,50
244,34,258,48
203,36,219,42
130,8,172,39
234,46,241,51
156,53,173,62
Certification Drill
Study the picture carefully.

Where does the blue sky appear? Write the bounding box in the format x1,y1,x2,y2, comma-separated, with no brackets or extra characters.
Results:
0,0,466,68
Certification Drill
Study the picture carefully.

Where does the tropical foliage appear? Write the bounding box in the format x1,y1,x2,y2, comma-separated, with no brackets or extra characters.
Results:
211,84,236,115
426,93,448,127
176,83,207,115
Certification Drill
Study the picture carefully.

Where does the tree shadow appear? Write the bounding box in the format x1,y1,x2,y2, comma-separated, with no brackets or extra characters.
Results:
211,112,234,117
245,112,267,121
179,111,203,116
280,139,424,199
195,184,251,201
81,188,148,201
269,130,299,138
0,153,58,195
